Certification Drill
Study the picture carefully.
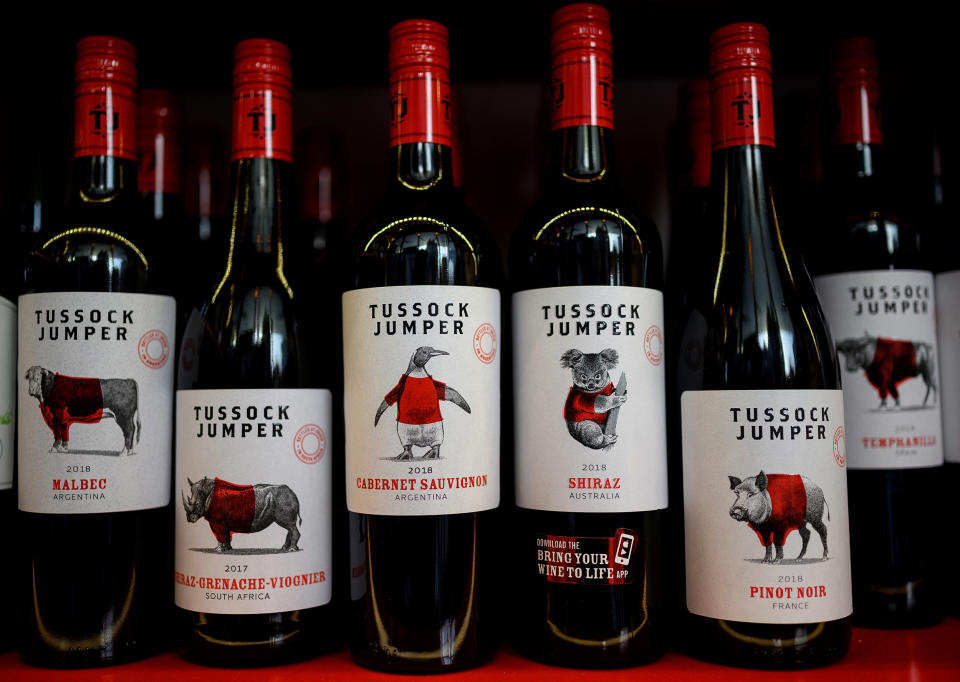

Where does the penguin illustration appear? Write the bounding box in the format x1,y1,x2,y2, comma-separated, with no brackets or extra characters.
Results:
374,346,471,461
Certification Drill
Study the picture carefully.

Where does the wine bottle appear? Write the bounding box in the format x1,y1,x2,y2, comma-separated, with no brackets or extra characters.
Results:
671,23,852,668
174,39,336,667
810,37,943,628
929,130,959,616
343,19,501,672
137,88,183,302
508,3,666,668
294,127,346,381
0,178,17,654
18,36,176,667
666,78,711,324
182,126,228,306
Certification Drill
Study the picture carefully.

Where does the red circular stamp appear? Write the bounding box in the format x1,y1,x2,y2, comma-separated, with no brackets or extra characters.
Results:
833,426,846,468
473,323,497,364
644,325,663,366
293,424,326,464
138,329,170,369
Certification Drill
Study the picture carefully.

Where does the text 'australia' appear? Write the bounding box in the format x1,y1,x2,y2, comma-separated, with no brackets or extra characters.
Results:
33,308,133,342
193,404,290,438
541,303,640,336
370,302,469,336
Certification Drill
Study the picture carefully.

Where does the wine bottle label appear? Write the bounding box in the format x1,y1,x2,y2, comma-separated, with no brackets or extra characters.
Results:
342,285,500,516
535,529,638,585
174,388,333,614
74,90,137,161
711,70,775,150
936,270,960,463
681,389,853,624
231,90,293,163
16,292,176,513
551,56,614,131
815,270,943,469
512,286,668,513
388,71,453,148
0,297,15,491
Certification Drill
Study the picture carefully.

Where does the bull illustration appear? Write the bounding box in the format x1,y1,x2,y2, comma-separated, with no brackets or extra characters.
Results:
182,477,302,552
728,471,830,564
836,335,937,408
25,366,140,455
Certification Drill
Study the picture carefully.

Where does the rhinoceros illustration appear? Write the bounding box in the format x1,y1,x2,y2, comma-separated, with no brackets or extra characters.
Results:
728,471,829,564
182,477,302,552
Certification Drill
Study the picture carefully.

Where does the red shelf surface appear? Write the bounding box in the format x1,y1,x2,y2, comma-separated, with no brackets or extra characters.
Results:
2,619,958,681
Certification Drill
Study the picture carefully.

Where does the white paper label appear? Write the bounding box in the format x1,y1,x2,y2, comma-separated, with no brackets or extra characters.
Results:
343,285,500,516
17,292,176,513
682,389,853,624
174,388,333,614
815,270,943,469
936,270,960,463
512,286,668,512
0,297,16,491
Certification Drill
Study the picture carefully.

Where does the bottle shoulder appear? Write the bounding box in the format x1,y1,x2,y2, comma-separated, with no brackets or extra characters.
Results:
177,277,301,390
349,192,502,289
673,260,839,392
813,210,926,275
510,186,663,290
24,224,150,294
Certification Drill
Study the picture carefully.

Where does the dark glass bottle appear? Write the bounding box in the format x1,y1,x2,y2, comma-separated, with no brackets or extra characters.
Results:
343,20,501,673
509,4,665,669
666,78,711,326
809,37,942,628
181,126,228,310
19,36,173,668
137,88,184,303
930,132,960,617
174,39,337,667
670,23,852,668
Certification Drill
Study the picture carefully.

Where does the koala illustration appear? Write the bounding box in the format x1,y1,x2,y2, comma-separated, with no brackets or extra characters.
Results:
560,348,627,449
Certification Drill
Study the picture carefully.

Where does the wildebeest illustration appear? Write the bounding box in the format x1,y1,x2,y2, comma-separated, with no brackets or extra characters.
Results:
836,335,937,408
373,346,471,461
560,349,627,449
25,366,140,455
728,471,830,564
182,477,302,552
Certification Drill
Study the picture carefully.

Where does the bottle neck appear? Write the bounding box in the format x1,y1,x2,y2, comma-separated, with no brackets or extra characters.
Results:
710,144,780,247
826,142,886,183
387,142,455,194
217,157,292,293
548,125,615,185
70,155,139,214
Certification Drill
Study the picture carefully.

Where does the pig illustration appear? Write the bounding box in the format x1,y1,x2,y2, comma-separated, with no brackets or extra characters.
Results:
728,471,830,564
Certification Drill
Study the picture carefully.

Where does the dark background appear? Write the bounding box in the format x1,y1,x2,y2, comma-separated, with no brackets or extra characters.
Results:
1,0,952,267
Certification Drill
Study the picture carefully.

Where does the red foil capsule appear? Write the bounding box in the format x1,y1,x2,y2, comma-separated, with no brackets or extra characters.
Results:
74,36,138,161
550,3,614,131
137,88,183,195
708,22,776,150
830,37,883,146
388,19,453,148
680,78,711,188
231,38,294,163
